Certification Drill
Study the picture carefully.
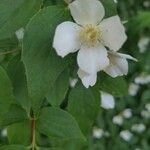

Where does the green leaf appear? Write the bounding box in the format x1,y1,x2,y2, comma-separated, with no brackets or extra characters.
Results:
0,145,27,150
0,66,14,117
43,0,65,7
7,120,31,146
135,11,150,29
46,69,69,107
100,0,117,17
7,55,31,113
68,82,100,135
0,37,18,53
36,107,85,140
39,148,64,150
96,73,128,97
22,6,71,110
0,0,42,40
0,104,28,127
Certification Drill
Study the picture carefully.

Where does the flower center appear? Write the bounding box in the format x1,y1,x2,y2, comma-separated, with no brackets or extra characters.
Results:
79,25,101,47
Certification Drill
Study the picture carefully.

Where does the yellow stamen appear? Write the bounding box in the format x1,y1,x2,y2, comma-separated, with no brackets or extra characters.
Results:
79,25,101,47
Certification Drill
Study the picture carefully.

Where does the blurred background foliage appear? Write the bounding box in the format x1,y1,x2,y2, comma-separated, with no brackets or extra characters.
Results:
0,0,150,150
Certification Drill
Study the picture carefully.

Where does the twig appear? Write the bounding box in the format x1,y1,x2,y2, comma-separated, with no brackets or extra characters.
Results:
0,49,20,56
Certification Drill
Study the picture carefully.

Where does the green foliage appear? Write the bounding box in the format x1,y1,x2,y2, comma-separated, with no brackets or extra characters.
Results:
0,104,28,127
68,83,100,135
0,0,149,149
0,0,42,40
22,5,71,111
96,73,128,97
7,121,31,146
0,66,14,117
36,107,85,140
46,69,69,107
0,145,27,150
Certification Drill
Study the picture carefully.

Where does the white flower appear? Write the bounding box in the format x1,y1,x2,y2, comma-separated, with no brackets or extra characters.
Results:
141,110,150,119
104,51,137,78
77,68,97,88
138,36,150,53
15,27,24,41
145,103,150,112
128,83,140,96
112,115,123,125
114,0,118,3
120,130,133,141
53,0,127,76
93,127,104,139
69,78,78,88
122,108,132,119
135,74,150,85
1,129,7,137
100,91,115,109
131,124,146,133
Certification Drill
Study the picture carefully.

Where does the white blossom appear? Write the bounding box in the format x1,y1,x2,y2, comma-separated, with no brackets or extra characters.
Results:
77,68,97,88
141,110,150,119
112,115,123,125
120,130,133,141
138,36,150,53
92,127,104,139
53,0,132,87
135,74,150,85
145,103,150,112
128,83,140,96
104,51,137,78
69,78,78,88
15,27,24,41
143,1,150,8
122,108,132,119
1,129,7,137
131,124,146,133
100,91,115,109
113,0,118,3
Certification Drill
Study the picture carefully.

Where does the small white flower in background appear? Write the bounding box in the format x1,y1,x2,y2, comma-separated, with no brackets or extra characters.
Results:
138,36,150,53
113,0,118,3
100,91,115,109
143,0,150,8
122,108,132,119
141,110,150,119
131,124,146,133
53,0,135,88
120,130,133,142
135,148,141,150
69,78,78,88
1,129,7,137
135,74,150,85
104,131,110,137
92,127,104,139
113,115,123,125
128,83,140,96
15,27,24,41
145,103,150,112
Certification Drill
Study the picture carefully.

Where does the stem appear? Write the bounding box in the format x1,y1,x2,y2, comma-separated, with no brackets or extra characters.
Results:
31,114,36,150
0,49,20,56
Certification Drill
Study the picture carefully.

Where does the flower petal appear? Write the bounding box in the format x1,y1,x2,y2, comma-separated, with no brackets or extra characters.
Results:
69,0,105,26
78,69,97,88
101,91,115,109
77,45,109,74
115,52,138,62
53,21,81,57
104,52,128,78
99,16,127,51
